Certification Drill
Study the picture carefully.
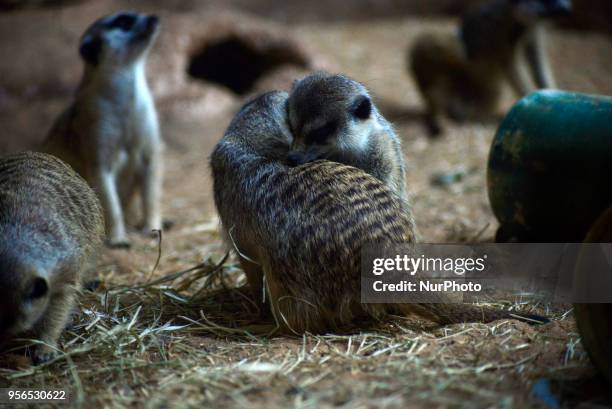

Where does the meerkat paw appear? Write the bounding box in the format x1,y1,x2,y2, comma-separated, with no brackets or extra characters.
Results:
31,345,58,365
141,218,174,237
106,237,131,249
141,229,160,239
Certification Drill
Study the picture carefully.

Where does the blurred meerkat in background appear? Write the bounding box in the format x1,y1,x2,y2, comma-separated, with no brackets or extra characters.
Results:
43,11,164,248
0,152,104,364
410,0,571,136
211,91,546,334
286,73,407,199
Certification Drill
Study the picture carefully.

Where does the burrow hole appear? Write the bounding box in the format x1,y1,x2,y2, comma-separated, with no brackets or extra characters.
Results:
187,35,308,95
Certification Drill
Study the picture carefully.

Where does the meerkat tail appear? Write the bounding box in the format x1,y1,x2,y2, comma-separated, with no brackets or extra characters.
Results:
393,303,549,326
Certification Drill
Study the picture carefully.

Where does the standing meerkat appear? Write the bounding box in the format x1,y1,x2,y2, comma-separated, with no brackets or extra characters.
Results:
211,91,545,333
43,11,163,248
0,152,104,364
410,0,571,135
286,73,407,199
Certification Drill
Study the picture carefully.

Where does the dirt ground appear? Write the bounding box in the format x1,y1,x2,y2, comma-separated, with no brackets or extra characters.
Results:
0,1,611,408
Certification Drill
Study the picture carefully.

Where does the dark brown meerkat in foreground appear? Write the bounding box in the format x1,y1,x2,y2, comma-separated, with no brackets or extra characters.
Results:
0,152,104,364
43,11,164,248
210,91,546,334
286,72,407,199
410,0,571,135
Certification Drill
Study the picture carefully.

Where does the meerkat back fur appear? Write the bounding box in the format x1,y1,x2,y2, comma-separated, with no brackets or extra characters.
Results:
43,11,163,247
409,0,571,135
211,91,546,333
0,151,104,364
286,72,407,199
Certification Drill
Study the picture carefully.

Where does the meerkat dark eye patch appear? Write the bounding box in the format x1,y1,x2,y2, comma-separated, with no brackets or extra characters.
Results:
108,13,138,31
305,121,337,145
352,96,372,120
79,36,102,66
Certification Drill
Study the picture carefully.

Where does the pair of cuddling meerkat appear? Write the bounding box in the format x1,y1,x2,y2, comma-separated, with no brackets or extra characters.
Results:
0,11,162,364
211,72,547,334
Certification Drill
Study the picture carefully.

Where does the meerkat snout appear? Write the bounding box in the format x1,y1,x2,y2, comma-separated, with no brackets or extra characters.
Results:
79,12,160,67
0,244,53,334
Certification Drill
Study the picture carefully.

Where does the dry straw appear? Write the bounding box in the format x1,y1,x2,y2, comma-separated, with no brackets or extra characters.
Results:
0,250,585,408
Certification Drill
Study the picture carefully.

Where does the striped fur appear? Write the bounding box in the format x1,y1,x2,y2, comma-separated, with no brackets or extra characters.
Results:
0,151,104,363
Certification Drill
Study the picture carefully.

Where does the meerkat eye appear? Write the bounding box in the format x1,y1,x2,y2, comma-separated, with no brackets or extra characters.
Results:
109,14,137,31
352,96,372,120
27,277,48,300
79,36,103,65
305,122,337,145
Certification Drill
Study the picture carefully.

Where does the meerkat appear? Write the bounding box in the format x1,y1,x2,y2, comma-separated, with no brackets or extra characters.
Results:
286,72,407,199
0,151,104,364
211,91,546,333
43,11,164,248
410,0,571,135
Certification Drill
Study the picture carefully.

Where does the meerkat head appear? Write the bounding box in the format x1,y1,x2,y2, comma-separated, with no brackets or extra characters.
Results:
286,72,377,166
78,11,160,69
224,90,293,160
510,0,572,23
0,250,51,339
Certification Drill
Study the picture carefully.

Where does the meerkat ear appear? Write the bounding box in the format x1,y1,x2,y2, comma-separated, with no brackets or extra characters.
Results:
352,96,372,120
79,36,102,66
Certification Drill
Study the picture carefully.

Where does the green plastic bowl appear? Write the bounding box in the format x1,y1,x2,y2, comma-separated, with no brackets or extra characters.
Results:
487,90,612,242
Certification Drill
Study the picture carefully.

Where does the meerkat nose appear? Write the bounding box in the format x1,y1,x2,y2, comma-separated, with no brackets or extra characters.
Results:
287,151,307,166
146,15,160,30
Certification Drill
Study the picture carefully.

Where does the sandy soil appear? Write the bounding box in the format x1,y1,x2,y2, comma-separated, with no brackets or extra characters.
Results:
0,1,611,407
